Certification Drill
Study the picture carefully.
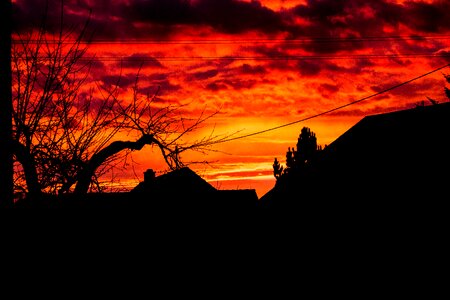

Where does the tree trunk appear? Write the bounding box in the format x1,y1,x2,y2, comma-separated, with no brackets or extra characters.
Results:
13,141,42,198
74,134,154,195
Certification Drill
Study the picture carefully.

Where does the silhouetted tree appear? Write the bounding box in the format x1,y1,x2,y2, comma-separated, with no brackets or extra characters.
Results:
12,4,231,199
282,127,320,174
286,147,294,169
294,127,318,167
273,127,322,182
273,158,283,180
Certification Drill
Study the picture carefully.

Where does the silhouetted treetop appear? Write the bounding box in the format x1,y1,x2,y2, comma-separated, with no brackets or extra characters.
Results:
273,158,283,180
295,127,318,165
272,126,322,180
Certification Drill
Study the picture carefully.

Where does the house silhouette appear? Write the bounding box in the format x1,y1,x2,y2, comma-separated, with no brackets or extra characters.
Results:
16,167,258,209
260,102,450,212
131,167,259,210
132,167,216,195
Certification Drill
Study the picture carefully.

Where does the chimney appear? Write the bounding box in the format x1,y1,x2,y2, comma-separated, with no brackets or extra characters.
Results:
144,169,156,183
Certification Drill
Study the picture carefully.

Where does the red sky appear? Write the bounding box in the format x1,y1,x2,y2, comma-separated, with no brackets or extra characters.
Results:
13,0,450,197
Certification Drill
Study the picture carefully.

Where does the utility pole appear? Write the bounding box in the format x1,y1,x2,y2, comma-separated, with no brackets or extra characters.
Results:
0,0,14,207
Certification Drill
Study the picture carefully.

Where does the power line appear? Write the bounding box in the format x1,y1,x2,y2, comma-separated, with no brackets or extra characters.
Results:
12,34,450,44
211,63,450,145
31,53,450,62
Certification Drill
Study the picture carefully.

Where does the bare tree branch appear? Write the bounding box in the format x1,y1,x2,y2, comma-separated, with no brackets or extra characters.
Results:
74,135,155,194
12,1,239,200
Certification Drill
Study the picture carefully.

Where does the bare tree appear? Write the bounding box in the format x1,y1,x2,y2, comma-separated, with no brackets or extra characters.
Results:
73,72,226,195
12,6,231,199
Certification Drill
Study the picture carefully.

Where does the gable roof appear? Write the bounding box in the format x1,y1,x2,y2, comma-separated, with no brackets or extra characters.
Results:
129,167,260,209
132,167,217,195
320,102,450,170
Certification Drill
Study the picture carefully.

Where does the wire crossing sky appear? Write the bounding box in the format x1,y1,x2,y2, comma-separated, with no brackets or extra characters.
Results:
12,34,450,44
211,63,450,145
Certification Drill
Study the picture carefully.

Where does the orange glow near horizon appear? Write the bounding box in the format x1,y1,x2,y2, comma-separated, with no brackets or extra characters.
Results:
13,0,450,198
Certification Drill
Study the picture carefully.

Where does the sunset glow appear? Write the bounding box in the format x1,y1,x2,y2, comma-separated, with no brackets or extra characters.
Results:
12,0,450,197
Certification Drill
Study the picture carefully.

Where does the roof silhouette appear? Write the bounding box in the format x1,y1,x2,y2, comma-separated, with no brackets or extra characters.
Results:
318,102,450,183
260,102,450,209
131,167,259,209
323,102,450,160
16,167,258,209
132,167,217,195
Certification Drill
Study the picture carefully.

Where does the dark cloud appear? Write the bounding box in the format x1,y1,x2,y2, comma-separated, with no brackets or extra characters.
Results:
435,49,450,63
195,0,285,33
241,64,266,75
252,44,287,58
371,80,404,93
114,53,163,68
14,0,450,42
13,0,93,33
89,60,107,73
370,78,441,99
148,73,170,81
318,83,340,97
323,59,375,74
206,82,228,91
297,60,322,76
14,0,286,37
206,79,257,90
13,0,129,39
401,1,450,32
292,0,348,25
294,59,375,77
140,80,181,95
101,74,136,88
13,0,53,31
127,0,285,34
127,0,193,25
191,69,219,80
291,0,394,35
101,73,180,95
288,0,450,54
